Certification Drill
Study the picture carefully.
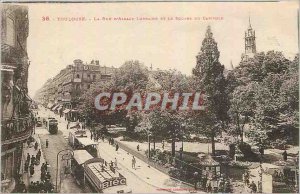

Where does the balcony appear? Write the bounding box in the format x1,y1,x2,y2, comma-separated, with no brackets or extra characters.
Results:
1,116,34,145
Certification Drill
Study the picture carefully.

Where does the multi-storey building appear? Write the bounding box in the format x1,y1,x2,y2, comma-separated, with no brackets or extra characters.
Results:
34,59,116,120
1,4,34,192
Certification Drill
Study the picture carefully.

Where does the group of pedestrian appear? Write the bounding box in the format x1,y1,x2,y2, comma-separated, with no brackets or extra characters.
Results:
243,171,257,193
14,181,27,193
90,132,99,142
40,162,50,181
25,147,42,177
242,171,250,186
28,180,54,193
198,175,232,193
273,170,286,182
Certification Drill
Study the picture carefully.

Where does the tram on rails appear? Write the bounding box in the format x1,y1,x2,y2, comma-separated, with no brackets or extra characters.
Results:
71,150,132,193
68,129,98,157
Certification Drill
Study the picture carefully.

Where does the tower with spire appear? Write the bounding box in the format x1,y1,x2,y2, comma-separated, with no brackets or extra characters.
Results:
242,16,256,61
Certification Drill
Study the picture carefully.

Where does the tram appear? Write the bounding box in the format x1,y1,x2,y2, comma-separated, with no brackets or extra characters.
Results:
45,117,58,134
71,150,132,193
68,129,98,157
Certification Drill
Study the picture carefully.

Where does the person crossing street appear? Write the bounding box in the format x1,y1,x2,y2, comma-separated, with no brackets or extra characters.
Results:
132,156,136,169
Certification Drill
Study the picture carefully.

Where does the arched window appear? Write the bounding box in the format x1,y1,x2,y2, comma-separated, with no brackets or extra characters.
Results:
76,74,80,78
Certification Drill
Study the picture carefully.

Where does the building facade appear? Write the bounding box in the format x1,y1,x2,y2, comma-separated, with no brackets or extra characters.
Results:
1,4,34,192
34,59,116,120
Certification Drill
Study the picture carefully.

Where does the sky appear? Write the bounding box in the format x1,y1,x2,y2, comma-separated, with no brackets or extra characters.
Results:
25,1,299,97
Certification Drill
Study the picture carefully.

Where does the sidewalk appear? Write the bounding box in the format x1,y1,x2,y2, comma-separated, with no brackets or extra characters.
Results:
21,134,47,187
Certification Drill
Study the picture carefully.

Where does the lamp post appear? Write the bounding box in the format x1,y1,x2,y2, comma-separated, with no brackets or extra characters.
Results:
181,123,186,152
148,132,151,158
56,149,74,192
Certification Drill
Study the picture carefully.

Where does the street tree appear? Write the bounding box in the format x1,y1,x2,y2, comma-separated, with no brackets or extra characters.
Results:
191,25,229,156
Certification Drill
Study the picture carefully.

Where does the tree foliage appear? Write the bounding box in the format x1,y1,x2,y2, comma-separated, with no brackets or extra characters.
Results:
228,52,299,146
191,26,230,155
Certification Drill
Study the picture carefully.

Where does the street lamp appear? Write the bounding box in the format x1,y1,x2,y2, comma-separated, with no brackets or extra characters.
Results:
56,149,74,192
181,123,186,152
147,130,152,159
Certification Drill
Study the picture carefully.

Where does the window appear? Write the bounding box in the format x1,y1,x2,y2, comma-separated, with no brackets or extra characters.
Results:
6,16,15,46
93,75,96,80
87,74,90,78
87,84,90,89
76,74,80,78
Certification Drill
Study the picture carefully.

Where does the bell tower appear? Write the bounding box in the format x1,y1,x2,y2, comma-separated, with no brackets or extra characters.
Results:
242,17,256,61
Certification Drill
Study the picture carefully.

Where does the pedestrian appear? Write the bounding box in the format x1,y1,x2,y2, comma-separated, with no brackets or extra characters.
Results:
250,181,257,193
259,145,264,155
137,144,140,151
162,140,165,150
27,139,31,148
45,162,48,171
37,149,41,157
27,153,31,162
193,171,199,190
31,155,36,165
116,143,119,151
91,133,93,140
202,176,207,190
115,157,118,168
45,172,51,180
132,156,136,169
207,181,212,193
30,165,34,177
34,141,38,150
24,161,29,173
41,170,45,181
282,150,288,161
46,139,49,148
36,155,40,164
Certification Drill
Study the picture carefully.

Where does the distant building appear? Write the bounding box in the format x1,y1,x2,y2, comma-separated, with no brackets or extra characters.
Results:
1,4,34,192
241,17,257,61
34,59,116,121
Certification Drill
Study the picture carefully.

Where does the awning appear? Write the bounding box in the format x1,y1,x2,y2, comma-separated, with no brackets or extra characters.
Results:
52,104,60,111
25,93,32,102
73,150,93,165
47,103,54,109
71,109,78,112
57,106,63,112
63,109,70,113
77,137,97,146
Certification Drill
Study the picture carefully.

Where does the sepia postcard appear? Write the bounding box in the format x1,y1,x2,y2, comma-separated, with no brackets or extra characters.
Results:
1,0,299,193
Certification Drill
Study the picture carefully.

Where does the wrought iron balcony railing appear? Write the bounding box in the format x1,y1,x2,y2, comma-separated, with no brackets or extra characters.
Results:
1,116,34,145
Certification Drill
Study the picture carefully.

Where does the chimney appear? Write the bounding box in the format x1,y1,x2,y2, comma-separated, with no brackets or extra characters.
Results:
95,60,99,65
